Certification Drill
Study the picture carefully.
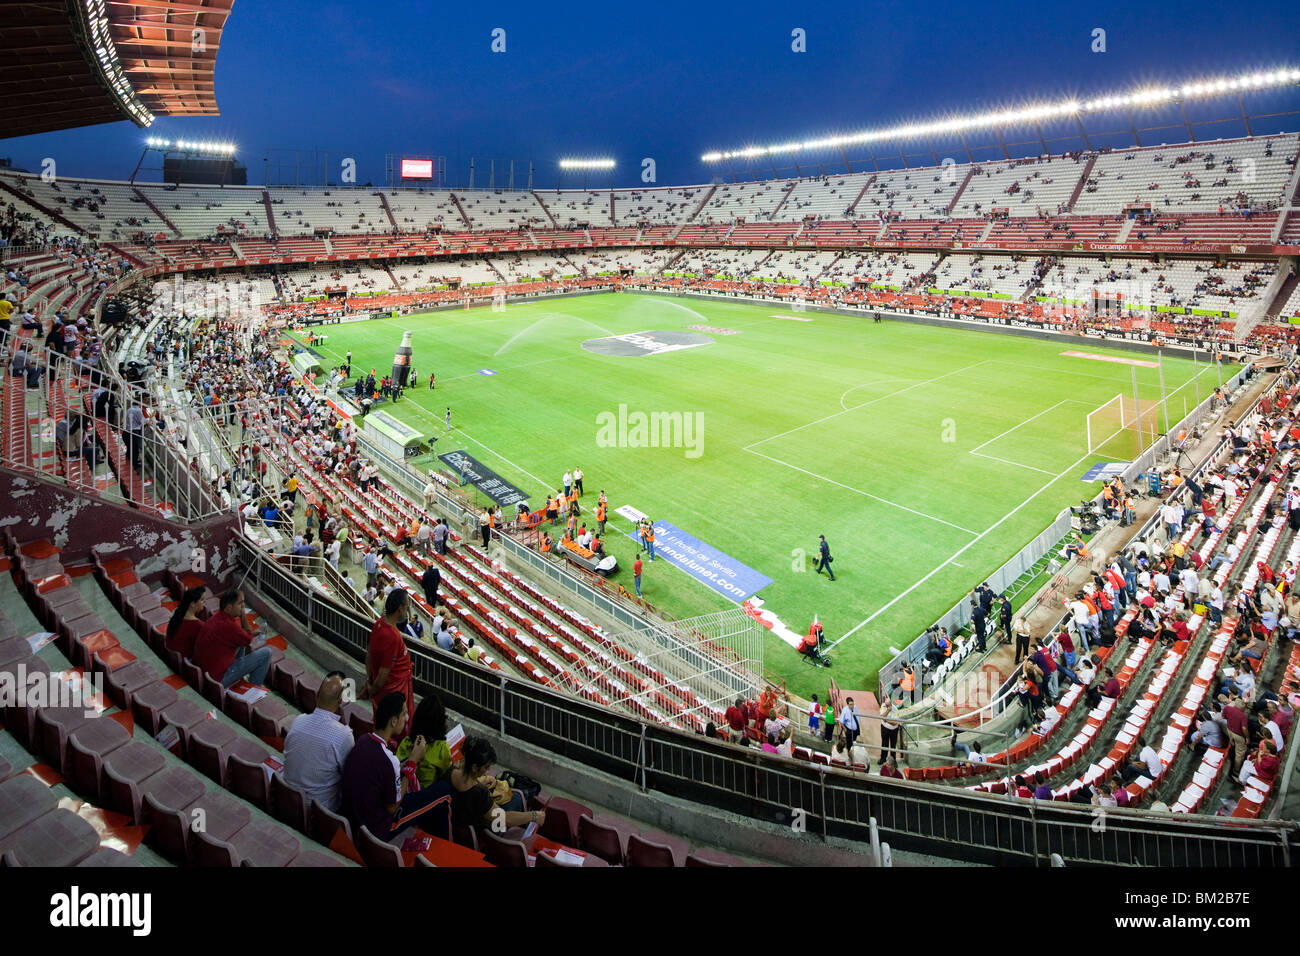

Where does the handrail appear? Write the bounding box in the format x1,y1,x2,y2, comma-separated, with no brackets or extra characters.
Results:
229,532,1297,866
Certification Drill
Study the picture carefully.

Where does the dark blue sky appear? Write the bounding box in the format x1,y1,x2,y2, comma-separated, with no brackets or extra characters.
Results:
3,0,1298,187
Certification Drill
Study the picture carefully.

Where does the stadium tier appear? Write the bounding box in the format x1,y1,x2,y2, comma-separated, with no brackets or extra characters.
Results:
3,124,1300,872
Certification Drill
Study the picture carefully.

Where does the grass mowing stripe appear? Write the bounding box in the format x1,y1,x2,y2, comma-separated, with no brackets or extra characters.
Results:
288,293,1221,697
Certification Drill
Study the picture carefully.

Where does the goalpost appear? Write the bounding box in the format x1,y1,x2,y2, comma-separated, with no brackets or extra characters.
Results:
1086,393,1162,460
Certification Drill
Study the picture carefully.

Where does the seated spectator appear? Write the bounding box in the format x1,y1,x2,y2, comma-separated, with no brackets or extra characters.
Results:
1092,780,1119,807
1102,667,1121,698
340,692,452,842
434,619,454,651
1032,772,1053,801
447,737,543,832
283,673,355,812
1219,664,1255,701
878,756,903,779
1239,739,1280,787
193,588,272,688
395,693,453,788
164,586,207,660
1190,706,1228,751
1120,734,1162,782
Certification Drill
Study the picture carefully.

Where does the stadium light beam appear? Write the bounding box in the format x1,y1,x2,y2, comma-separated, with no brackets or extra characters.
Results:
700,66,1300,161
150,139,237,156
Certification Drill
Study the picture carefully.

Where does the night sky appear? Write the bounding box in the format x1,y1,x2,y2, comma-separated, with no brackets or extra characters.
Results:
3,0,1299,187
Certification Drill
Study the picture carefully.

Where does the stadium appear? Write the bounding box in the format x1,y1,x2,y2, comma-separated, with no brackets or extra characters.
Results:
1,0,1300,890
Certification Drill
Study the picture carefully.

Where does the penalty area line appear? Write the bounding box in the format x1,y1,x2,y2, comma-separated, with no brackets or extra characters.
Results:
745,447,980,535
826,446,1097,652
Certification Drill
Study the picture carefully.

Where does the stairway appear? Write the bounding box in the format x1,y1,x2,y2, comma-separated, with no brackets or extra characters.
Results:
1270,208,1297,245
670,185,717,240
843,174,877,216
260,190,277,234
1116,218,1136,242
448,192,474,229
657,250,686,276
1261,264,1299,321
0,178,90,237
375,191,398,230
531,191,559,229
105,243,148,269
228,238,244,258
132,187,182,237
945,167,976,215
768,181,798,221
1062,154,1098,213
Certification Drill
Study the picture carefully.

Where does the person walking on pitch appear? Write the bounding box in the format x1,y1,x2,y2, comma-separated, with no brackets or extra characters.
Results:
815,534,835,580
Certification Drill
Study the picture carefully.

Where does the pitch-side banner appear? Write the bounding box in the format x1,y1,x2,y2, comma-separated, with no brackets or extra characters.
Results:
626,520,772,601
438,450,529,507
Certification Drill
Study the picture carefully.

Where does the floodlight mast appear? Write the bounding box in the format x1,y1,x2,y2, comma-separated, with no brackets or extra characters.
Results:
557,158,616,189
131,138,240,184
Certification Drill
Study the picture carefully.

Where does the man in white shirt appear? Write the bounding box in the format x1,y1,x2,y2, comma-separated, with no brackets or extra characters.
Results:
1161,502,1181,540
1209,584,1224,624
1069,598,1094,649
839,697,861,748
1223,666,1255,701
1138,740,1163,779
283,674,355,812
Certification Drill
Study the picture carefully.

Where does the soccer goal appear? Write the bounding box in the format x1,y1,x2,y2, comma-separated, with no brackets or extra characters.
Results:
1086,393,1163,460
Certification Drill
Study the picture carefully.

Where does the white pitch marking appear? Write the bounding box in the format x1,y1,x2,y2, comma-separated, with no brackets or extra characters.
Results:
969,451,1059,475
968,398,1072,454
745,447,980,535
749,359,993,443
829,447,1097,649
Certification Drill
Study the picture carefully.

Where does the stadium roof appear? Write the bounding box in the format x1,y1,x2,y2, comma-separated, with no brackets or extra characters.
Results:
0,0,234,139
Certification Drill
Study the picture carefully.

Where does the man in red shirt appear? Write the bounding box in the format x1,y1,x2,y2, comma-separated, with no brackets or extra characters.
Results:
633,556,643,598
361,588,414,738
1102,668,1121,699
723,697,746,743
1222,696,1249,771
193,589,272,687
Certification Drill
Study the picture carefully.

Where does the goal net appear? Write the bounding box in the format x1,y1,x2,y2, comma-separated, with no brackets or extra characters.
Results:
1086,393,1163,460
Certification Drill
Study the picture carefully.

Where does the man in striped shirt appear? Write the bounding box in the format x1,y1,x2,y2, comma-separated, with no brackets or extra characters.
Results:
283,673,355,812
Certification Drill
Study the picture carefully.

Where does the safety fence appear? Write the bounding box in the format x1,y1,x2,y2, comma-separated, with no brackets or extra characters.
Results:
232,533,1295,866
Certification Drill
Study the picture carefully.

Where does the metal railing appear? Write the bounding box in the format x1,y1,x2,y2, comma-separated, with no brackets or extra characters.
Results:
231,533,1296,866
2,336,224,521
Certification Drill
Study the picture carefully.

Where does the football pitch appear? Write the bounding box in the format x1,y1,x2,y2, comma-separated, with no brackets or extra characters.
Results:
291,292,1225,698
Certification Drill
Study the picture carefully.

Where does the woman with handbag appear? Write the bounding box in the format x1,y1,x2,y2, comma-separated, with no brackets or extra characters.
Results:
449,737,545,832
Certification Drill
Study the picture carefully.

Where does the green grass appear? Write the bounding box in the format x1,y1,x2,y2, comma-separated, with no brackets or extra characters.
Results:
291,293,1225,698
